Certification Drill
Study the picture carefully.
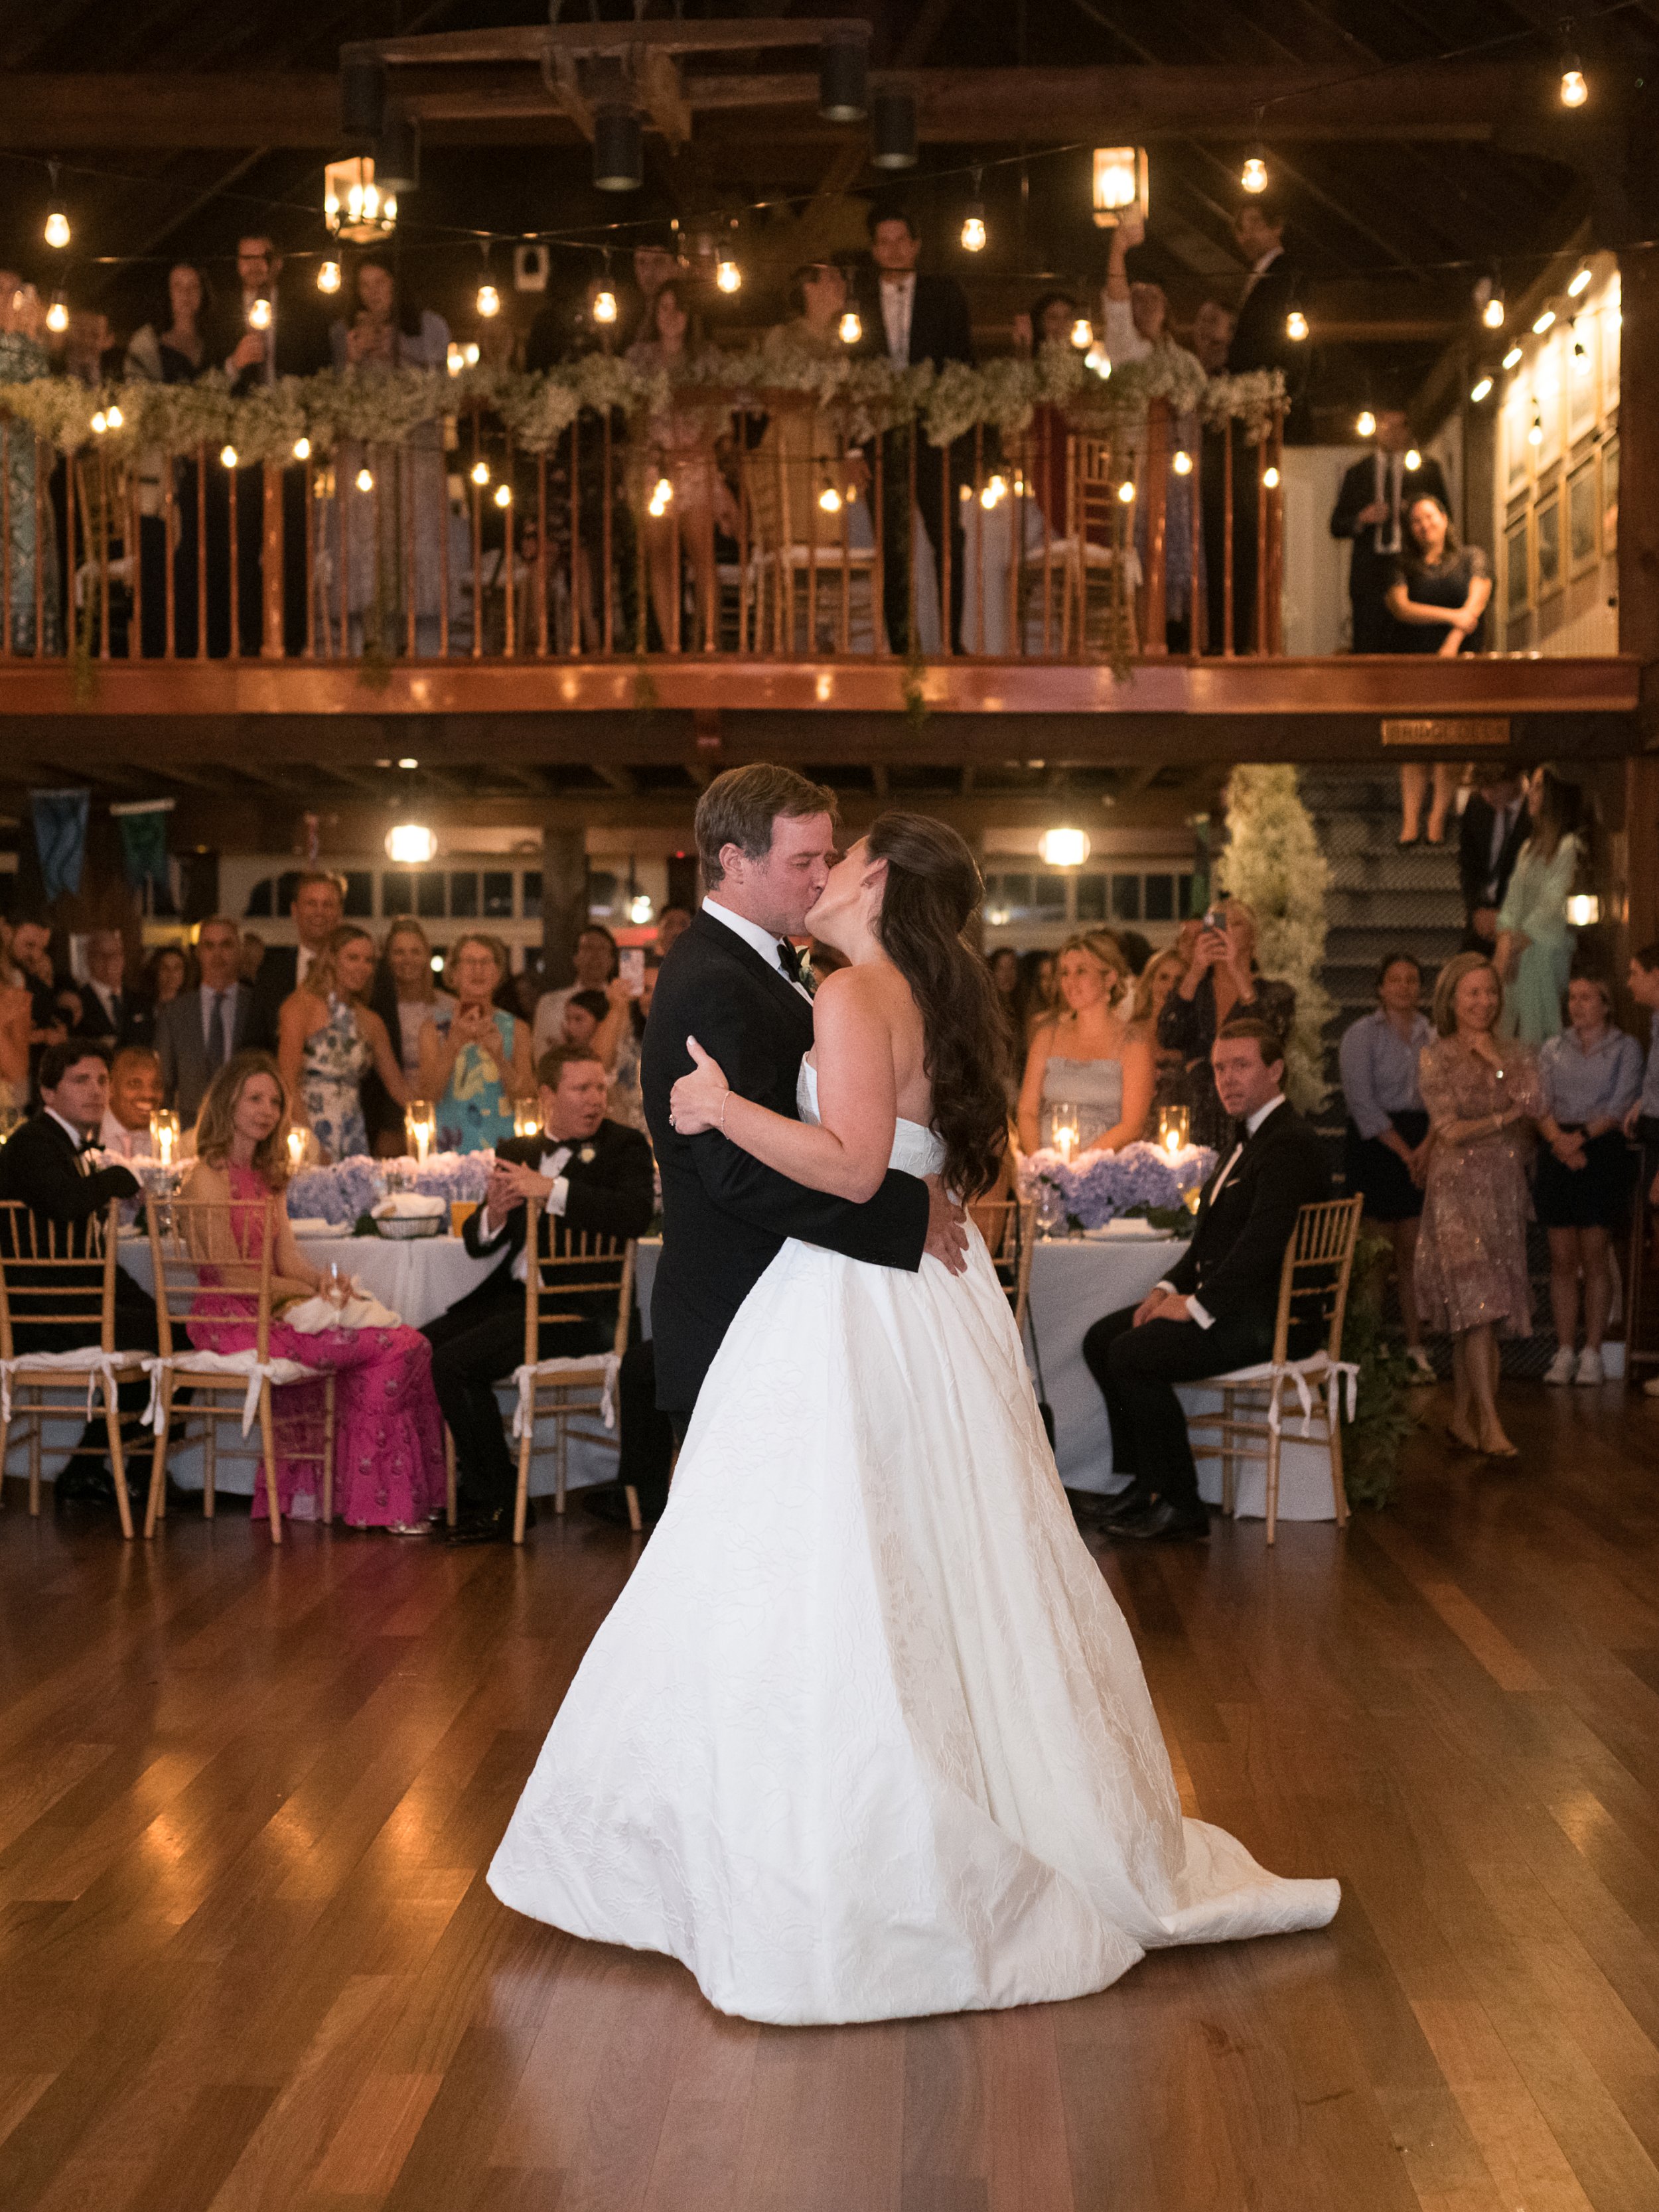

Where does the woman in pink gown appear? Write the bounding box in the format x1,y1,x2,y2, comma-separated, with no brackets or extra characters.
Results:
180,1050,446,1530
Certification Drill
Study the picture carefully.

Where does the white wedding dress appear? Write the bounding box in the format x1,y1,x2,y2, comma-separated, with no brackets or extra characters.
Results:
488,1063,1338,2024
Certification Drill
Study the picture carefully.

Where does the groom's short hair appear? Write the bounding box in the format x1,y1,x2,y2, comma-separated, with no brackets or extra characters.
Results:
696,764,837,888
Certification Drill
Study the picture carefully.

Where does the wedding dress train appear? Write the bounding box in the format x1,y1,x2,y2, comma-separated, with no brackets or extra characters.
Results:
488,1065,1338,2024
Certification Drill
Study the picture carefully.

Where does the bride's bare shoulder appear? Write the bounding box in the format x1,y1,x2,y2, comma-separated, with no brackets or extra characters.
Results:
811,963,912,1024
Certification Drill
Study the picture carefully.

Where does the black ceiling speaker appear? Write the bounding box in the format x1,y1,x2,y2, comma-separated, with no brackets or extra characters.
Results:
871,90,918,170
340,55,387,141
819,36,869,123
594,106,644,192
376,103,419,195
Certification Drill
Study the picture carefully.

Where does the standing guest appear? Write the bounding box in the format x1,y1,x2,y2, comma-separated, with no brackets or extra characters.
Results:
421,933,534,1155
1222,196,1307,648
1330,411,1449,652
1011,289,1082,539
1536,973,1642,1386
366,916,454,1151
987,947,1022,1071
238,932,265,986
221,233,325,653
0,1041,155,1501
1338,953,1436,1381
560,989,612,1052
11,916,67,1056
532,924,620,1058
1017,933,1151,1156
609,954,659,1130
1141,949,1191,1119
155,916,251,1130
99,1046,163,1160
654,904,693,959
1099,216,1203,648
141,942,190,1019
1191,295,1238,656
1495,768,1584,1044
1624,949,1659,1373
851,204,975,653
1157,900,1295,1152
753,264,863,559
246,870,344,1050
1384,494,1492,659
424,1045,656,1545
74,929,149,1049
1458,769,1529,955
1414,953,1544,1459
182,1052,445,1531
0,273,63,655
0,924,31,1109
1018,948,1058,1042
124,261,221,657
626,281,739,653
278,925,407,1163
1080,1020,1330,1543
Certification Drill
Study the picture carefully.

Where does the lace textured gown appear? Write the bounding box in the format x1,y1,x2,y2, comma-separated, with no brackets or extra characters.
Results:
488,1062,1339,2024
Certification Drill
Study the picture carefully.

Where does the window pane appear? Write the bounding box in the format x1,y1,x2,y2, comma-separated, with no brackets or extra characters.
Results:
1111,874,1141,922
1144,873,1175,922
587,870,618,921
449,871,479,919
1177,874,1194,920
416,871,445,920
482,871,514,919
1033,872,1067,918
522,870,542,920
342,871,373,919
1074,874,1107,922
382,874,412,918
246,877,273,918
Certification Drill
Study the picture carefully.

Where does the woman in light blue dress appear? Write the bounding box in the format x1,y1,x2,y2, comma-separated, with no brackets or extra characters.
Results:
1496,769,1584,1044
419,933,534,1154
277,926,409,1162
1016,931,1154,1156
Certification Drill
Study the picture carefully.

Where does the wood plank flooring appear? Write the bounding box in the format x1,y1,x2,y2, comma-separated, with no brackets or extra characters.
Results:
3,1385,1658,2211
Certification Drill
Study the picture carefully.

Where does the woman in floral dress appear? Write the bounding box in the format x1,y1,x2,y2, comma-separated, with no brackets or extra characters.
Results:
0,278,62,654
182,1052,445,1529
277,925,408,1161
419,933,534,1153
1414,953,1544,1460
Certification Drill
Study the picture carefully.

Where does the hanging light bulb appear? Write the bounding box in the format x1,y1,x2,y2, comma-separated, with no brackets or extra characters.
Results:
45,294,68,335
1502,344,1523,370
648,475,674,518
1404,448,1422,472
445,342,464,376
248,296,272,332
1285,309,1309,342
106,405,122,429
1559,53,1588,107
593,265,618,324
220,443,238,469
470,459,490,487
1470,376,1494,403
1117,479,1136,504
1532,307,1555,334
715,254,741,295
961,170,987,253
1241,151,1268,194
1481,294,1506,330
1262,464,1281,489
1528,405,1544,447
292,436,311,460
1567,266,1591,298
1172,448,1193,476
818,483,843,514
1084,341,1112,379
463,342,479,367
1069,316,1094,350
476,281,501,318
44,208,70,251
1356,410,1376,438
317,260,342,295
838,308,862,345
90,411,108,436
493,482,512,509
356,464,374,490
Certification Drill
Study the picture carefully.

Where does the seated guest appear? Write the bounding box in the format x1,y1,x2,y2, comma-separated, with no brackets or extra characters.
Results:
531,925,620,1060
1017,932,1152,1156
74,929,150,1049
278,924,407,1163
1414,954,1542,1460
180,1052,445,1529
100,1045,164,1159
1080,1019,1331,1543
1338,954,1436,1382
1384,494,1492,659
0,1041,156,1502
1329,407,1449,654
1157,899,1295,1152
420,933,535,1154
155,916,251,1131
424,1045,656,1545
1536,973,1642,1387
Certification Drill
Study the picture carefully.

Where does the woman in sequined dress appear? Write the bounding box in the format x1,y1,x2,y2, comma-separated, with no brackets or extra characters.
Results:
1413,953,1544,1459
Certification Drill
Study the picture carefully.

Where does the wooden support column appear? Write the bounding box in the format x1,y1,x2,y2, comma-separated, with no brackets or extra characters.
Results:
540,822,588,987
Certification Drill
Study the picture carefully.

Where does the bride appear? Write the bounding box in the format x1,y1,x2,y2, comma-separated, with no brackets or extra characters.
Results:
488,813,1338,2024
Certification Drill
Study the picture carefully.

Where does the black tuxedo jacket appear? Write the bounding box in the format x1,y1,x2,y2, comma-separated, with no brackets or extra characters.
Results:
0,1112,141,1341
851,269,975,372
1226,249,1311,431
246,947,301,1053
642,912,930,1411
461,1121,656,1317
1329,452,1452,612
1458,795,1530,924
74,987,151,1051
1164,1100,1330,1330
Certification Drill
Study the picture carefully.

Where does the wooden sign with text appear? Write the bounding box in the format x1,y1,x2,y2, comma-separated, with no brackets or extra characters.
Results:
1380,717,1511,749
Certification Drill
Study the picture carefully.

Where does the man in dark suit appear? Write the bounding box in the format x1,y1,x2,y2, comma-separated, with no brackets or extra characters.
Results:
155,916,253,1129
245,872,344,1051
73,928,150,1051
423,1044,656,1543
851,204,975,654
1080,1018,1331,1543
0,1040,158,1501
1221,196,1309,648
642,764,962,1432
1329,410,1451,652
1458,771,1529,953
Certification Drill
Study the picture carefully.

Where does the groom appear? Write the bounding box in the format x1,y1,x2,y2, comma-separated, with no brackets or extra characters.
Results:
641,764,967,1445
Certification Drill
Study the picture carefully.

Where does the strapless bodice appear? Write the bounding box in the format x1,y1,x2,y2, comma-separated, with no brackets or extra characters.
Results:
798,1058,945,1178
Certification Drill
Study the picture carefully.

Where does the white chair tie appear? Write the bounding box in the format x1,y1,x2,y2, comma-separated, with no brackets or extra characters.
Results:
511,1352,620,1439
1264,1354,1360,1437
0,1349,139,1423
141,1350,323,1436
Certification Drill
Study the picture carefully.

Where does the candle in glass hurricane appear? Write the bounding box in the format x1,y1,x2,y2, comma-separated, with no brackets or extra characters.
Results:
404,1099,434,1164
285,1127,309,1173
148,1109,180,1168
513,1101,542,1140
1157,1103,1190,1160
1050,1107,1080,1164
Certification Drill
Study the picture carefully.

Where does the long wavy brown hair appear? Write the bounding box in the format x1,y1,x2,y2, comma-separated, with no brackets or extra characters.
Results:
865,812,1009,1199
194,1050,292,1190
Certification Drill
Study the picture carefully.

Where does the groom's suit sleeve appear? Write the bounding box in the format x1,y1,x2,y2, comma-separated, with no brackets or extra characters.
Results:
682,997,930,1273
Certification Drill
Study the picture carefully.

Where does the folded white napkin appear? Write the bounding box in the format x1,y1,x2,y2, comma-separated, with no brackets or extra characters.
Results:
371,1193,445,1221
287,1217,336,1236
282,1284,403,1333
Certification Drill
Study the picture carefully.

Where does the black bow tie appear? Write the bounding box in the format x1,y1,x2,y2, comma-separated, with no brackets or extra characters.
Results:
776,939,813,993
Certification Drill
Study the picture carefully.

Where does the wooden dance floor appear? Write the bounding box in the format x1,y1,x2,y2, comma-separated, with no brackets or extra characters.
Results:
4,1392,1659,2212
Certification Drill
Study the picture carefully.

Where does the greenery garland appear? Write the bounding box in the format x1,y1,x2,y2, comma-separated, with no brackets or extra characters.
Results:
0,345,1286,463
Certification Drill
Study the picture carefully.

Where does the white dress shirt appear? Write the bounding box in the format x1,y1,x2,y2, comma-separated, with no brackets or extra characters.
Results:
476,1142,574,1282
879,273,916,366
48,1108,92,1156
1157,1093,1286,1328
703,898,814,1003
86,981,120,1031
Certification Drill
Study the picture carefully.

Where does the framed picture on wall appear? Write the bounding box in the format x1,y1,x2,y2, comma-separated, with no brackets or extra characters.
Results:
1569,459,1599,574
1604,437,1619,553
1536,493,1562,596
1506,512,1532,618
1602,287,1621,415
1504,395,1531,498
1568,318,1599,442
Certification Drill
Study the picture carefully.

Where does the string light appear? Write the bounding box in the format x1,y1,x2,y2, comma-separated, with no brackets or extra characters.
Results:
493,482,512,508
356,464,374,490
1532,307,1555,334
1069,316,1093,350
648,475,674,518
248,297,272,332
45,295,68,334
220,443,238,469
1528,405,1544,447
292,436,311,460
715,219,742,293
1262,465,1281,489
1502,344,1523,369
1567,266,1591,297
476,281,501,318
593,268,618,322
1117,479,1136,504
106,404,122,429
838,309,861,345
818,483,843,514
445,342,465,376
90,411,108,435
1404,447,1422,470
1470,376,1494,403
980,474,1008,508
961,170,987,253
1241,151,1268,194
44,163,68,249
1559,51,1587,107
463,342,480,367
1172,449,1193,476
1481,294,1505,330
1285,309,1309,342
317,260,342,295
1356,410,1376,438
470,459,490,486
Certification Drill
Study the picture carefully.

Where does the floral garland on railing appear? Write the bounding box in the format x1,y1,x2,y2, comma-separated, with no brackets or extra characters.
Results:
0,345,1285,462
1017,1141,1216,1233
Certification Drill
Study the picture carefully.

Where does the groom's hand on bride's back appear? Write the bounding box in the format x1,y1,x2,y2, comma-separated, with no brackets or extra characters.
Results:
922,1176,969,1276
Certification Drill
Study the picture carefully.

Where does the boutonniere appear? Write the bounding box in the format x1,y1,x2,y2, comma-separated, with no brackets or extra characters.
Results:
579,1146,596,1164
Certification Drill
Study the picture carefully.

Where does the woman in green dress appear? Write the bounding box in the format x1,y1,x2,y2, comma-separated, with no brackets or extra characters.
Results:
1495,769,1584,1045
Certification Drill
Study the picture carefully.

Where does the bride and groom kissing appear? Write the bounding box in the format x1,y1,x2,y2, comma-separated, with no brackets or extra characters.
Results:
486,764,1338,2026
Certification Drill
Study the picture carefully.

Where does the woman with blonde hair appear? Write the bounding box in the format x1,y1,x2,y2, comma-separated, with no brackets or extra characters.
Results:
1017,930,1154,1155
419,933,534,1154
182,1051,445,1529
1413,951,1544,1458
1157,898,1295,1150
277,924,408,1162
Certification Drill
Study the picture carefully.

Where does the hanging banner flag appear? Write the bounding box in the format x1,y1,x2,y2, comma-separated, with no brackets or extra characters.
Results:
31,788,90,903
109,797,175,894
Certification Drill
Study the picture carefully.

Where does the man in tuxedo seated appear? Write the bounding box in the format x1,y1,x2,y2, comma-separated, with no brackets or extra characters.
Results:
1080,1018,1330,1543
0,1041,157,1503
424,1044,655,1544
